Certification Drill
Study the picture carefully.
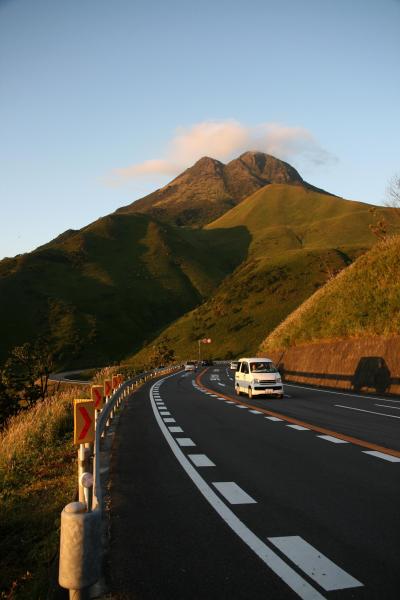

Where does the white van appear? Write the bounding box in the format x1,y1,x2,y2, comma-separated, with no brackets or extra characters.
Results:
234,357,283,399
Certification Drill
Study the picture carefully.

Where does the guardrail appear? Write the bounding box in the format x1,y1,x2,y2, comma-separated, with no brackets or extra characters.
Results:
58,365,178,599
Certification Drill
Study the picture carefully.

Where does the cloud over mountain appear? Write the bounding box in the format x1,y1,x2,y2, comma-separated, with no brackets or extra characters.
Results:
109,120,335,184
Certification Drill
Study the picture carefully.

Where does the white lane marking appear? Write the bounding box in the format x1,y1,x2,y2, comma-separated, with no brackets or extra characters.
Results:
168,426,183,433
268,536,363,591
375,403,400,411
150,377,325,600
287,425,310,431
317,435,349,444
225,401,236,404
159,411,171,416
249,410,263,415
374,397,400,403
188,454,216,467
284,382,389,402
236,405,247,409
176,438,196,447
163,418,176,423
218,382,226,387
266,416,283,422
335,404,400,420
362,451,400,463
212,482,257,505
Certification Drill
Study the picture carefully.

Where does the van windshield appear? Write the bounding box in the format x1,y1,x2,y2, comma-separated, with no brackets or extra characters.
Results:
250,362,277,373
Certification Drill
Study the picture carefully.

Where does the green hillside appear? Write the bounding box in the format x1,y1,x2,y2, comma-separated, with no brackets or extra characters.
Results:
0,213,249,367
260,234,400,352
129,185,394,365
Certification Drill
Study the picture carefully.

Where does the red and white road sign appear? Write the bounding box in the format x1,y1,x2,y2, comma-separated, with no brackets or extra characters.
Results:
104,379,112,397
91,385,104,410
74,399,95,445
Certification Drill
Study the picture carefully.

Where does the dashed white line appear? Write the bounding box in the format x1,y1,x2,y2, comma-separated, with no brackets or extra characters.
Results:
176,438,196,447
362,451,400,463
212,482,257,505
317,435,349,444
150,377,325,600
268,536,363,591
188,454,216,467
218,382,226,387
159,411,171,416
249,410,263,415
163,418,176,423
287,425,310,431
266,416,283,422
236,405,247,409
168,426,183,433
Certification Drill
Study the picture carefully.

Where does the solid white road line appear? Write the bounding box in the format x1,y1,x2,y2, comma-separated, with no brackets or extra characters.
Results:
317,435,349,444
212,482,257,505
284,382,389,402
375,403,400,411
188,454,216,467
268,536,362,591
266,416,283,422
287,425,310,431
150,376,326,600
249,410,263,415
335,404,400,420
362,450,400,463
168,426,183,433
176,438,196,447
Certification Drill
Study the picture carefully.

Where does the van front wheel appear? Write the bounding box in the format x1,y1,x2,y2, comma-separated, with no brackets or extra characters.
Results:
248,387,253,399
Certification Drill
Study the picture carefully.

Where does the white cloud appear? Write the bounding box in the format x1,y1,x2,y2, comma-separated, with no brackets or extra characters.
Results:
107,120,335,185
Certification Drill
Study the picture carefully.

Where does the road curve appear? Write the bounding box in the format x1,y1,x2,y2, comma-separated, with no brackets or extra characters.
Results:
106,367,400,599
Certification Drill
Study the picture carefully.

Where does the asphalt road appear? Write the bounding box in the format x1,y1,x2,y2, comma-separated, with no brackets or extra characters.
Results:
106,367,400,599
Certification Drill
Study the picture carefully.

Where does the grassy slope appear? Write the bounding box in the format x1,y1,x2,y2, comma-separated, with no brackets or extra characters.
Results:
0,213,249,368
260,235,400,352
129,185,395,365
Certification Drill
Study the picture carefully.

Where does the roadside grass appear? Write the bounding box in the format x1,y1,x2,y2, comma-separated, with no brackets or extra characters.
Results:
260,235,400,352
0,385,89,599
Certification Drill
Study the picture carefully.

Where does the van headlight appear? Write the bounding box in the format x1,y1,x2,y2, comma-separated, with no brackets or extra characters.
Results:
254,378,260,384
276,376,282,383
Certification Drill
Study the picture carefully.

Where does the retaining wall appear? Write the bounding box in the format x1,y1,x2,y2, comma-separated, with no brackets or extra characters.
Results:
266,335,400,396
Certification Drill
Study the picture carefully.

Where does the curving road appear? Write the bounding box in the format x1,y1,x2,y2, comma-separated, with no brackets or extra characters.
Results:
106,366,400,599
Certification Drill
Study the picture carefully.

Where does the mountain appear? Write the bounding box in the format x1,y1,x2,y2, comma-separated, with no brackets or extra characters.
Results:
0,213,249,367
116,151,316,226
127,184,396,365
0,152,395,370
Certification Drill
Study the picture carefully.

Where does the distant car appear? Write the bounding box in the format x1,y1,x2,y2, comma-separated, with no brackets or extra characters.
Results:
235,357,283,399
230,361,239,370
201,359,213,366
184,361,197,372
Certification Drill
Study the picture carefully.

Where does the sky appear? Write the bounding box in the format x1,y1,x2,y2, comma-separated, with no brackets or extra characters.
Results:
0,0,399,259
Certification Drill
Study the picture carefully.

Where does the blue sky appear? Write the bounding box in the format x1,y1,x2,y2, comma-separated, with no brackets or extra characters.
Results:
1,0,399,259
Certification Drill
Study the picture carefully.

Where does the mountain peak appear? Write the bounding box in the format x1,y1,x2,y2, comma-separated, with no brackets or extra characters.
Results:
116,151,325,226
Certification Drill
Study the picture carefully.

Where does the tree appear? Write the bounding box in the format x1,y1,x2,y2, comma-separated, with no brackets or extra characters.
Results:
1,338,55,410
149,338,175,368
385,173,400,208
